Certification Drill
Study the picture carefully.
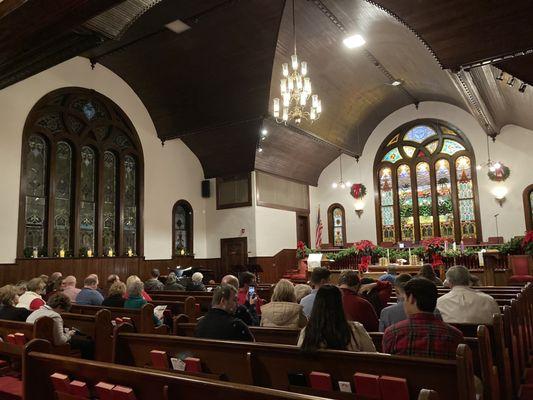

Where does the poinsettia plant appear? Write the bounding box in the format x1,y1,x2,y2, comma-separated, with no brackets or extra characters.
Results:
355,240,376,256
422,237,447,255
350,183,367,200
523,231,533,256
296,241,308,259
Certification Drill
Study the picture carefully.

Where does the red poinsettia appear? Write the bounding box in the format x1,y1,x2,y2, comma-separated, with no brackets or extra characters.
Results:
355,240,376,256
523,231,533,256
422,237,446,254
296,241,307,259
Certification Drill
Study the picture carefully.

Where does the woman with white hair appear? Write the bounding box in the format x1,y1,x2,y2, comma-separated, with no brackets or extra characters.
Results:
186,272,206,292
125,275,152,301
124,280,161,326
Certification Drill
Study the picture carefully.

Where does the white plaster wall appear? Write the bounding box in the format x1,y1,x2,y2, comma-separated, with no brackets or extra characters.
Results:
254,205,297,256
311,101,533,246
0,57,207,262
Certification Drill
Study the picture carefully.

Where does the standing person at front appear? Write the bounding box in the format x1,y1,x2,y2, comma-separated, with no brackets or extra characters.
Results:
382,278,463,359
298,285,376,352
300,267,331,318
195,284,254,342
75,276,104,306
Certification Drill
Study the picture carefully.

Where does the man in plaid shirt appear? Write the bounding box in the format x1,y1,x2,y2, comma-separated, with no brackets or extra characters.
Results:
382,278,463,359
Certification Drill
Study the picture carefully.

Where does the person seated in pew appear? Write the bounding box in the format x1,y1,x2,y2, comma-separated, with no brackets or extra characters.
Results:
260,279,307,329
105,274,120,296
163,272,185,291
186,272,207,292
15,281,27,296
124,280,161,326
338,270,379,332
300,267,331,318
125,276,152,301
379,274,412,332
87,274,105,297
144,269,164,291
294,284,312,303
195,284,254,342
382,278,463,359
45,272,63,297
102,281,127,308
237,272,264,316
17,277,46,310
0,285,32,321
437,266,500,325
298,285,376,352
378,266,397,284
418,264,443,286
75,276,104,306
358,277,392,316
221,275,259,326
61,276,80,303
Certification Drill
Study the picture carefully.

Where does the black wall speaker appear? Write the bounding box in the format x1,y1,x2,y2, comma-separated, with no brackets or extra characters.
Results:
201,180,210,198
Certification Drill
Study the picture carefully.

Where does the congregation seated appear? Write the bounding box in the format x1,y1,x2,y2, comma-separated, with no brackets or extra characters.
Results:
294,283,311,303
75,276,104,306
186,272,207,292
221,274,258,326
61,275,80,302
300,266,330,318
101,281,126,308
382,278,464,359
338,270,379,331
298,285,376,352
379,273,412,332
260,278,306,329
17,277,46,310
163,272,185,291
26,293,74,346
195,284,254,342
125,275,152,301
358,277,392,315
125,280,161,326
144,268,164,291
0,284,32,321
418,264,443,286
437,265,500,324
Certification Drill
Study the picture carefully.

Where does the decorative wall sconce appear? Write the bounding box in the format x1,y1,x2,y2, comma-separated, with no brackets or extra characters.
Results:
354,200,365,218
491,185,508,207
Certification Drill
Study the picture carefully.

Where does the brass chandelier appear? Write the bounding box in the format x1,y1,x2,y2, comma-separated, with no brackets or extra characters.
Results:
273,0,321,125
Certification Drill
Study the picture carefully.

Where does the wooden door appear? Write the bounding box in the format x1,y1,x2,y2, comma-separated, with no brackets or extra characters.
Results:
220,237,248,277
296,214,310,247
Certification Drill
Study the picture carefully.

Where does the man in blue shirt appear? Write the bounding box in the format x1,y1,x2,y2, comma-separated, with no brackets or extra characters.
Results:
75,276,104,305
379,273,411,331
300,267,330,317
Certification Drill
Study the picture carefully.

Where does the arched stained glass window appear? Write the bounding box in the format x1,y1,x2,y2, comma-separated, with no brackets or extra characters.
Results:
327,204,346,247
524,184,533,231
374,120,480,244
173,200,193,255
19,88,143,258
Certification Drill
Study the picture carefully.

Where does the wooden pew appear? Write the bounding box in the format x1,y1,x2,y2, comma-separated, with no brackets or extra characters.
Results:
149,293,212,313
60,309,113,362
70,303,169,334
22,339,332,400
149,296,196,318
113,332,476,400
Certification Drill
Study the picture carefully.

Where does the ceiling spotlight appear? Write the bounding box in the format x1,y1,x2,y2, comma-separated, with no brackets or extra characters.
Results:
495,71,504,81
519,83,527,93
391,80,402,86
261,129,268,136
507,76,516,87
343,34,366,49
257,147,263,153
261,136,266,141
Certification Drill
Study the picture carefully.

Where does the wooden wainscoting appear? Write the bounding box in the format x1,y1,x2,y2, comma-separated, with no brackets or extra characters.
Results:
250,249,297,283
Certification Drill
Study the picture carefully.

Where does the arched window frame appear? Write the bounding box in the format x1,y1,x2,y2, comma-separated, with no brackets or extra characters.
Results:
327,203,346,247
172,200,193,256
524,184,533,232
373,119,482,244
18,87,144,257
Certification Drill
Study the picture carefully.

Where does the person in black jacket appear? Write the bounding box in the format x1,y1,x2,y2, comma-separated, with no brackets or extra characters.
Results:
0,285,32,321
221,274,259,326
195,284,254,342
186,272,206,292
102,281,126,308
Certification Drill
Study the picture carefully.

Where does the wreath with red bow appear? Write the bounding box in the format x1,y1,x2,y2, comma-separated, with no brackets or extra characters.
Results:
350,183,367,200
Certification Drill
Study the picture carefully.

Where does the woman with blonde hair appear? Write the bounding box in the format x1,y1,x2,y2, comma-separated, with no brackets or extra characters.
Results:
260,279,307,329
102,281,127,308
125,275,152,301
0,285,32,321
294,283,312,303
17,277,46,310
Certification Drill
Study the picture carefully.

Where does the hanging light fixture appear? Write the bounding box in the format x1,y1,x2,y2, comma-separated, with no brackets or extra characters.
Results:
273,0,321,125
332,154,351,189
475,135,505,173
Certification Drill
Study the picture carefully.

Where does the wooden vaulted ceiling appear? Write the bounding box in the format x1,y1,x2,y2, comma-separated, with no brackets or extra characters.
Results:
2,0,533,185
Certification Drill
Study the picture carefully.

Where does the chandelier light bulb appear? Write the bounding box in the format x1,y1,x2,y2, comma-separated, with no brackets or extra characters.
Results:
312,94,318,108
310,108,316,120
300,93,307,106
332,182,338,188
345,180,351,187
261,129,268,136
282,108,289,121
301,61,307,76
493,161,501,169
280,79,287,93
282,63,289,77
273,98,280,115
288,77,294,91
489,165,496,172
283,94,290,107
304,77,311,93
340,182,346,189
296,75,303,90
291,54,298,70
317,99,322,114
476,165,482,171
257,147,263,153
343,34,366,49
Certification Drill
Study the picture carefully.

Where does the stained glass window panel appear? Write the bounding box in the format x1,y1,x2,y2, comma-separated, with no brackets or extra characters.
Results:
530,191,533,221
456,156,473,198
403,125,437,143
382,147,402,163
403,146,416,158
24,136,47,250
435,159,454,238
332,207,344,246
459,199,476,238
441,126,457,136
124,155,137,254
441,139,465,155
387,134,399,146
80,147,96,252
174,205,188,252
425,140,438,154
379,168,395,242
53,142,72,254
416,162,433,239
103,152,116,252
397,165,414,241
380,168,393,206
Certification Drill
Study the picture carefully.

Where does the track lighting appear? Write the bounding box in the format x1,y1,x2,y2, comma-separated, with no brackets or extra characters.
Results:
507,76,516,87
495,71,504,81
519,83,527,93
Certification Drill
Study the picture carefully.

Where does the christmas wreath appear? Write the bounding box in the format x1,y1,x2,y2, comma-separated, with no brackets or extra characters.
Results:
488,163,510,182
350,183,367,200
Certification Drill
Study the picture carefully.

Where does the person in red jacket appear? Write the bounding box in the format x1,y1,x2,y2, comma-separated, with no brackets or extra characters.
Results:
338,270,379,331
359,277,393,315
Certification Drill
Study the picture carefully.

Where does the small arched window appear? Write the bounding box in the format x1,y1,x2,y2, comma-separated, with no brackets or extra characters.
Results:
18,88,144,257
524,184,533,231
328,203,346,247
374,120,481,244
172,200,193,256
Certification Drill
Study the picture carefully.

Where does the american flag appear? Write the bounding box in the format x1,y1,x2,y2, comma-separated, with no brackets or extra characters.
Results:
315,206,323,249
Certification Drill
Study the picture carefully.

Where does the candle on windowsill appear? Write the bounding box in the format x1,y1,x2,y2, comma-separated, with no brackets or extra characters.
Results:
444,241,449,252
87,249,93,258
59,249,65,258
108,249,113,257
32,248,38,258
408,248,411,260
127,248,133,257
180,249,185,256
452,242,457,251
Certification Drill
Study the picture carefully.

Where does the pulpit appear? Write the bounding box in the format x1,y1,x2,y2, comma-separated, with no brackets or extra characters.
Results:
283,258,308,282
482,251,504,286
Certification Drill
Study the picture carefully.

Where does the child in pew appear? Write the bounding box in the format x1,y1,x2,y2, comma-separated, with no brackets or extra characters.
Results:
26,293,95,359
298,285,376,352
124,280,162,326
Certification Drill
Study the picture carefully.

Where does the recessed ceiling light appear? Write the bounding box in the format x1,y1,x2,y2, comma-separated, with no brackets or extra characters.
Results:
343,34,366,49
165,19,191,34
261,129,268,136
391,80,402,86
257,147,263,153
